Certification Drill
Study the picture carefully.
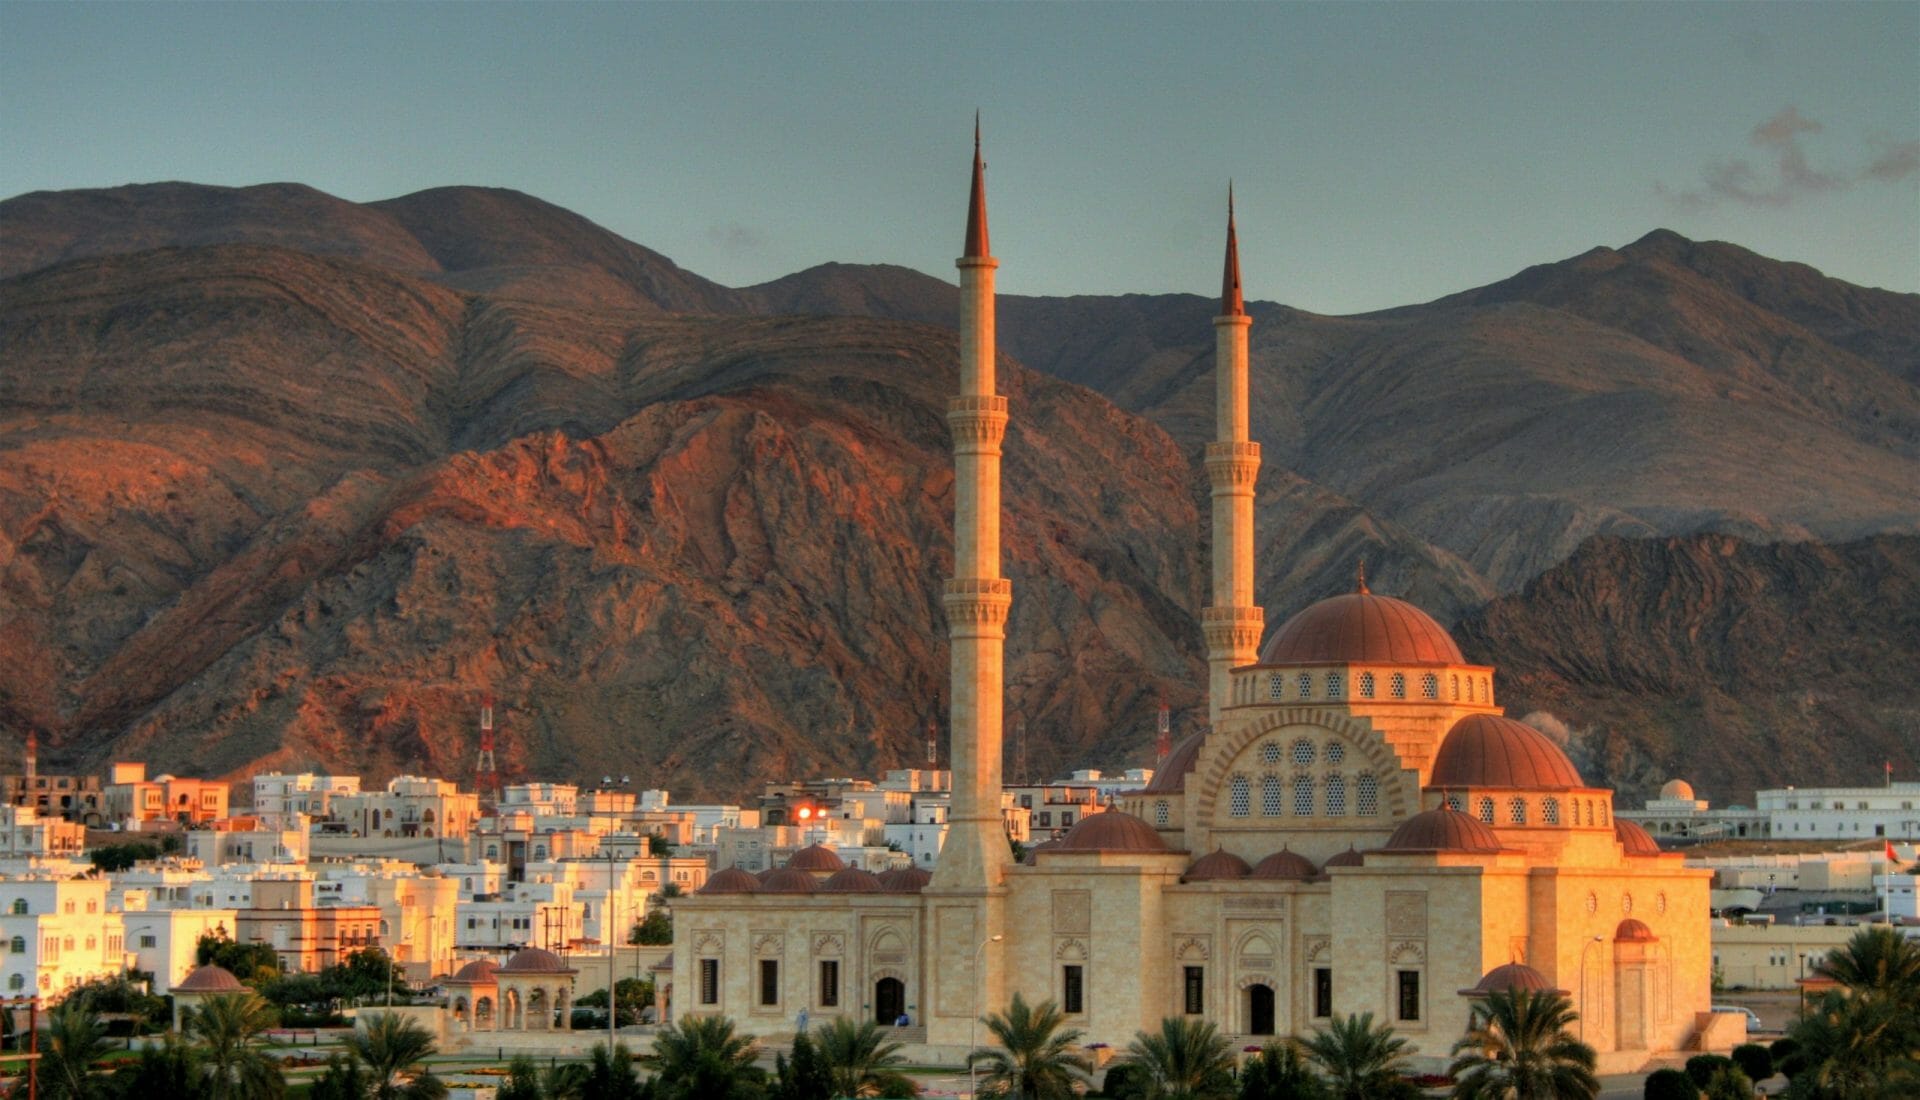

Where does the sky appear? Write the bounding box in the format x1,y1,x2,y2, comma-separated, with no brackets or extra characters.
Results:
2,2,1915,316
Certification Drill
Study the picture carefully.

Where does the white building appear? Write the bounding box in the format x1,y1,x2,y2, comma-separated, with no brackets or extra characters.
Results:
251,773,361,822
1759,781,1920,840
455,878,580,952
122,902,236,994
0,806,86,858
186,816,310,865
0,877,127,998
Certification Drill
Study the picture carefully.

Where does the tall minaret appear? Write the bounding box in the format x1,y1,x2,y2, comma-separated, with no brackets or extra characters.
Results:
931,116,1013,893
1202,187,1263,724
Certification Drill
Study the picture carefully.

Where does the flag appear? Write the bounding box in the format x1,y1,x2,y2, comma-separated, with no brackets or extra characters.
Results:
1887,840,1900,863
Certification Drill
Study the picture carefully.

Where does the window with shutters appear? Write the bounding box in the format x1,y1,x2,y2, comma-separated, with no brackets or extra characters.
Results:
699,959,719,1005
1063,965,1085,1014
1184,966,1204,1015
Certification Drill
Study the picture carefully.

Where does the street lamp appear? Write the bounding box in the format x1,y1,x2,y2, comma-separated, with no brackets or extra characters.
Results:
608,845,619,1053
969,934,1004,1100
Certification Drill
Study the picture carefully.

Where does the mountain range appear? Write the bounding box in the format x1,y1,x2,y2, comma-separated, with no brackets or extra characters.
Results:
2,180,1916,803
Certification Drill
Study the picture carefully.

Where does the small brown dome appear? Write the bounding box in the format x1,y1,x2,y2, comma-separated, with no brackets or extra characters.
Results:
701,867,761,894
1323,846,1365,869
1143,733,1206,794
788,844,847,872
1021,838,1063,866
175,965,244,993
760,868,817,894
820,867,884,893
1260,590,1465,665
447,960,499,984
1183,848,1253,882
1250,847,1318,880
1615,919,1657,943
500,947,574,974
1459,962,1564,997
754,867,777,882
1382,808,1504,853
878,865,932,893
1055,811,1171,853
1430,715,1583,789
1615,819,1662,857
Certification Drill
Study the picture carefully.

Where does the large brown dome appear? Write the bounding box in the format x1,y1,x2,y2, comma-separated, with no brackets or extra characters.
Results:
878,865,932,893
820,867,884,893
1382,808,1505,853
760,868,818,894
700,867,761,894
1430,715,1583,789
1055,811,1171,853
1459,962,1564,996
448,960,499,984
1259,590,1464,665
1144,732,1205,794
1615,819,1662,857
500,947,573,974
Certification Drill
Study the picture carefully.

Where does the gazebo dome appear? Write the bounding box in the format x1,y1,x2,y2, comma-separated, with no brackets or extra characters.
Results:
1615,819,1662,857
1259,589,1465,665
175,965,244,993
1660,779,1696,801
1430,714,1584,789
1183,849,1253,882
1056,811,1171,853
760,868,818,894
788,844,847,872
1616,919,1658,943
878,866,932,893
700,867,761,894
500,947,573,974
448,960,499,984
1143,733,1205,794
1250,847,1318,881
1459,962,1564,996
1382,808,1505,853
820,867,884,893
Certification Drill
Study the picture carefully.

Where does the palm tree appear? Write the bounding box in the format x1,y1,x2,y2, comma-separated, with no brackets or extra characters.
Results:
188,991,286,1099
38,1000,116,1100
108,1033,202,1097
1119,1016,1237,1100
1815,926,1920,1005
1785,989,1920,1099
1301,1012,1419,1100
1447,988,1600,1099
581,1041,647,1100
814,1016,916,1098
650,1014,765,1100
348,1011,447,1099
1238,1040,1329,1100
967,993,1092,1100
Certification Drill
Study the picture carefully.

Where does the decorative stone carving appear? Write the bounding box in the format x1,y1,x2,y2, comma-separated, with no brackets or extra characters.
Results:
1388,941,1426,964
1304,936,1330,962
1174,935,1211,962
1224,895,1287,912
1054,937,1088,962
1053,891,1091,934
693,930,723,954
751,931,784,957
812,932,844,957
1385,891,1427,938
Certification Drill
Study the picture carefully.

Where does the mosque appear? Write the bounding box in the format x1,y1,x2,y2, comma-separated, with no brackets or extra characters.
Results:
670,131,1724,1073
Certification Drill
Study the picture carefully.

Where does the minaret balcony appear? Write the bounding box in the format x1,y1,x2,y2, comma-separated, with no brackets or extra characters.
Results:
1203,442,1261,486
947,395,1009,446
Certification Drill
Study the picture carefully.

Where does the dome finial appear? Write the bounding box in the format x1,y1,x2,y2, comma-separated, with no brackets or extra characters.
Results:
1355,559,1369,595
964,113,990,258
1220,183,1245,316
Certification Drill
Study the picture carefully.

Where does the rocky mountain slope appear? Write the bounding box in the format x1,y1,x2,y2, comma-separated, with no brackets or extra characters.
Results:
3,181,1916,799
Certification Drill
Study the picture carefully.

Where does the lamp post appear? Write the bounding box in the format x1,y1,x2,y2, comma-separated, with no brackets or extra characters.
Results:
608,845,618,1052
969,933,1004,1100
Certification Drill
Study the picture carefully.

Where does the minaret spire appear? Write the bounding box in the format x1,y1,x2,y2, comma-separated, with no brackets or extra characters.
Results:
1201,187,1263,725
928,117,1013,1047
964,111,990,259
1221,182,1245,316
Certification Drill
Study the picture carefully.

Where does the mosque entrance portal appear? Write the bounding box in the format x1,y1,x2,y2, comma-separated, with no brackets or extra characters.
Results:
1248,984,1276,1035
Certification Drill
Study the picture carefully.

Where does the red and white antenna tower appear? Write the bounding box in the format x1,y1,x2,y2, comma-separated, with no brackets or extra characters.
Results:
22,729,36,782
925,717,938,768
476,696,500,812
1156,697,1172,764
1014,720,1027,785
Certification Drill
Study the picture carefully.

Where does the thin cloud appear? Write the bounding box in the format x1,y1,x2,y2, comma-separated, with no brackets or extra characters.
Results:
707,221,767,252
1657,106,1915,211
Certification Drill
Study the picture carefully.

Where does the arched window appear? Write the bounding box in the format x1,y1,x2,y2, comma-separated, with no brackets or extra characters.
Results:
8,900,23,916
1267,674,1284,700
1450,674,1460,700
1543,797,1561,825
1421,674,1438,699
1228,775,1251,818
1154,801,1170,827
7,937,21,954
1480,676,1490,700
1390,673,1406,699
485,845,499,860
1291,739,1316,767
1261,775,1284,817
1325,775,1347,816
1292,776,1314,817
1356,774,1380,816
1509,797,1528,825
1445,794,1464,812
1601,803,1610,826
1584,801,1594,826
1297,673,1313,699
1359,672,1376,699
1326,673,1343,699
1478,798,1496,825
5,975,19,991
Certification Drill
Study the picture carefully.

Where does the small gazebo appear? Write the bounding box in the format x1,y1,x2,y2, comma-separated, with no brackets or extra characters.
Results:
493,947,576,1031
172,964,245,1029
443,959,499,1031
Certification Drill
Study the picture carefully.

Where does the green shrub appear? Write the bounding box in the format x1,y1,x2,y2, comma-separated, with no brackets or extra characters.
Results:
1644,1067,1699,1100
1768,1036,1803,1078
1731,1041,1773,1083
1703,1065,1754,1100
1685,1053,1733,1087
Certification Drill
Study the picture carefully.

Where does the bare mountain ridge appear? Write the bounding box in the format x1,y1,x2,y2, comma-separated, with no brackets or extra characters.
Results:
3,182,1917,800
1,242,1212,794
